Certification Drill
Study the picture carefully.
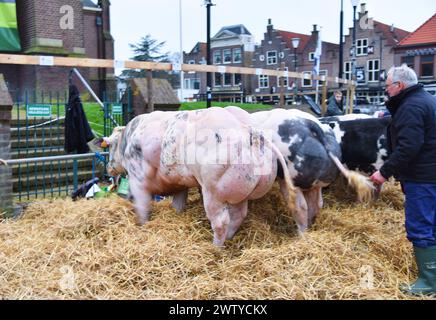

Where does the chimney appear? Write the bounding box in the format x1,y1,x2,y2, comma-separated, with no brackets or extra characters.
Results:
360,3,367,14
267,18,273,38
390,24,395,32
313,24,318,32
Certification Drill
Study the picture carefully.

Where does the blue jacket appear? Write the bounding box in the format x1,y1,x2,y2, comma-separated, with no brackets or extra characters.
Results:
380,84,436,183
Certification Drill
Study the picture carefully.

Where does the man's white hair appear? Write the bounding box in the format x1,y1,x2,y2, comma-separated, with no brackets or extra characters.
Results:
388,64,418,88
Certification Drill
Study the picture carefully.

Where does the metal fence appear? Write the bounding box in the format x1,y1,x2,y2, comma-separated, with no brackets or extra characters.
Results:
9,89,129,201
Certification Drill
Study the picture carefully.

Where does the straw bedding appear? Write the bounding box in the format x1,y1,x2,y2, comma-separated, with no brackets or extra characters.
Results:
0,181,434,300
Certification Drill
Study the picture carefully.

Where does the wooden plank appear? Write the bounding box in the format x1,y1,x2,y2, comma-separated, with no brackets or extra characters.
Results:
0,53,353,85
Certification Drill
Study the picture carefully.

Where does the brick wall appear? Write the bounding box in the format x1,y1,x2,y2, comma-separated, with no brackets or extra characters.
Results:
0,75,13,218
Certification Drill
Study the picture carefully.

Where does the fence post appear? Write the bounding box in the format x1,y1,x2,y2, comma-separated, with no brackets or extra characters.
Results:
146,70,154,113
0,74,13,218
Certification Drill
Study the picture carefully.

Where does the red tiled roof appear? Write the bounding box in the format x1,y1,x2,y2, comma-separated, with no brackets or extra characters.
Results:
276,30,311,53
373,20,410,46
398,13,436,46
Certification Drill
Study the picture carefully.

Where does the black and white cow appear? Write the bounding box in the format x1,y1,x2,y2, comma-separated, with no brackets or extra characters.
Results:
319,115,391,175
250,109,374,232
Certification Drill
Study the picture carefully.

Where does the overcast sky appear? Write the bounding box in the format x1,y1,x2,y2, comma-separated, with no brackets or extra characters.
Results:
111,0,436,62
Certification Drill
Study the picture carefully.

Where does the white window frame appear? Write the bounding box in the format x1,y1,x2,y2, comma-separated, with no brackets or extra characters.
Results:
223,73,232,87
302,71,312,87
344,61,352,80
213,50,222,64
356,38,368,56
259,75,269,88
223,49,232,64
184,78,191,89
277,67,289,87
367,59,380,82
319,70,328,84
309,52,315,61
233,48,242,63
267,50,277,65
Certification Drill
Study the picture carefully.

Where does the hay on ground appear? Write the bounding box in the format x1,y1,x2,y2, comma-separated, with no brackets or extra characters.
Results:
0,181,433,300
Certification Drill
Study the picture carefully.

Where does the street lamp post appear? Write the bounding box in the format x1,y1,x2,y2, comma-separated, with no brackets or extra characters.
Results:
292,37,300,104
339,0,344,87
204,0,214,108
351,0,360,109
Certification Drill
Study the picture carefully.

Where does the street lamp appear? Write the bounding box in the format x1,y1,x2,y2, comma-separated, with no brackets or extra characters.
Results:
351,1,359,77
204,0,215,108
292,37,300,104
351,0,360,110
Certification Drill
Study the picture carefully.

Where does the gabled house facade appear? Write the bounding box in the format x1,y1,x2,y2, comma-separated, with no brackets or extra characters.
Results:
210,24,255,101
343,3,410,104
250,20,339,102
394,13,436,88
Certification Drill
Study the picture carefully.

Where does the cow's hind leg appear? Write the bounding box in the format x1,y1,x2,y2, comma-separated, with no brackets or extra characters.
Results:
226,201,248,240
172,189,188,213
304,187,323,227
202,190,230,247
129,178,152,225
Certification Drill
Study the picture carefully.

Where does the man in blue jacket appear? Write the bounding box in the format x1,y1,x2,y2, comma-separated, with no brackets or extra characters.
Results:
371,64,436,296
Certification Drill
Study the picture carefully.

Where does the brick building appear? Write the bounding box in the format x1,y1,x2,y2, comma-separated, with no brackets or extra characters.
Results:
183,42,206,100
393,13,436,87
0,0,114,95
251,20,339,102
343,3,409,104
183,24,255,102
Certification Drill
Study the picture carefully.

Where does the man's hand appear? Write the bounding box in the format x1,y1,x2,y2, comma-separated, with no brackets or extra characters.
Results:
370,171,387,185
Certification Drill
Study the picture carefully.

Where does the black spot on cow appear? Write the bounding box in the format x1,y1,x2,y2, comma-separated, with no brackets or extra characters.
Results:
215,133,222,144
131,144,142,160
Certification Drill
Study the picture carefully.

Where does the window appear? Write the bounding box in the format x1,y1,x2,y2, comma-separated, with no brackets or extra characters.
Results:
420,55,434,78
259,75,269,88
188,60,195,64
277,67,289,87
401,56,415,69
367,59,380,82
213,51,221,64
356,39,368,56
234,73,242,86
233,48,242,63
223,49,232,64
214,73,222,87
302,71,312,87
267,51,277,65
319,70,328,84
224,73,232,86
344,61,352,80
309,52,315,61
184,79,190,89
193,79,200,90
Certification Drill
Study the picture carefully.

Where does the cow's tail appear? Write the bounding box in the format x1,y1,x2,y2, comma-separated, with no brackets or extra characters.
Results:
269,141,297,213
328,152,374,202
306,120,374,202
